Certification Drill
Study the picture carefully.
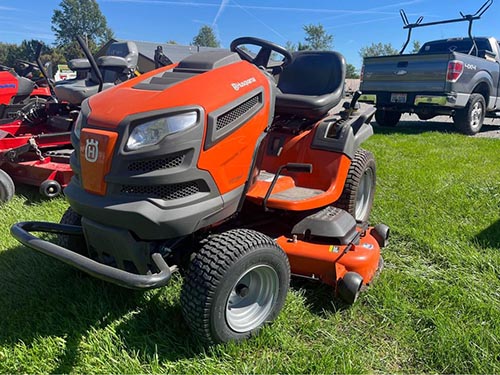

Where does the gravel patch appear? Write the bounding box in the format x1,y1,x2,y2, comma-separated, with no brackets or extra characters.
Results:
400,112,500,139
351,102,500,139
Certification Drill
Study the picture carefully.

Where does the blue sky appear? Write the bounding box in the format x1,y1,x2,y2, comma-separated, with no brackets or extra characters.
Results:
1,0,499,68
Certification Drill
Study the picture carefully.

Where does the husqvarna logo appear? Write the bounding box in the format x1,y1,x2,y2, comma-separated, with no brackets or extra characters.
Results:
85,139,99,163
231,77,257,91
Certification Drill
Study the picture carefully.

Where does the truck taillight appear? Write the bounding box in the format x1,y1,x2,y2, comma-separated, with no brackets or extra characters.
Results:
446,60,464,82
360,65,365,82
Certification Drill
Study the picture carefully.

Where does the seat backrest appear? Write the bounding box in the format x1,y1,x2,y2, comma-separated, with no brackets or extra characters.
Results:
274,51,346,119
54,41,139,104
104,41,139,70
91,41,139,84
68,58,91,79
278,51,344,96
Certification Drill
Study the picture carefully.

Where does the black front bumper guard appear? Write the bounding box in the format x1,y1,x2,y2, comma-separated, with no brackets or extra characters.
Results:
11,221,174,290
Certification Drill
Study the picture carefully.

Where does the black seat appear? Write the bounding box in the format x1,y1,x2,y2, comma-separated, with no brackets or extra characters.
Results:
54,41,139,105
68,58,91,79
275,51,346,119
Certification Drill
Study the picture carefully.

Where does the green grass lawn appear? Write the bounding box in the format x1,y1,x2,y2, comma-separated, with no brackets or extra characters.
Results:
0,123,499,374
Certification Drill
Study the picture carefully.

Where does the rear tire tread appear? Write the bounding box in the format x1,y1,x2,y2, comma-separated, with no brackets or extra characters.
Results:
335,149,376,223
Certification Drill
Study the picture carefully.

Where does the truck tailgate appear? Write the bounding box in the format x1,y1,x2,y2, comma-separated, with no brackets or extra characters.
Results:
361,53,451,93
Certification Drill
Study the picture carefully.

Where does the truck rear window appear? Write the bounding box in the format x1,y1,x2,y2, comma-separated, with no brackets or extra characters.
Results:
419,39,492,55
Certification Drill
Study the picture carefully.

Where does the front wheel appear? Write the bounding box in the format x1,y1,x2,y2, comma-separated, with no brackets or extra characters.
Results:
57,207,87,255
453,93,486,135
181,229,290,345
375,109,401,127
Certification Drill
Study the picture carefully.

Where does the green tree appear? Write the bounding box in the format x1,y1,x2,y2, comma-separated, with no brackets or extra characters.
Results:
0,40,66,78
346,63,359,79
412,40,421,53
192,25,220,48
51,0,114,59
0,43,21,66
299,23,333,51
285,41,297,52
359,42,399,58
16,40,51,62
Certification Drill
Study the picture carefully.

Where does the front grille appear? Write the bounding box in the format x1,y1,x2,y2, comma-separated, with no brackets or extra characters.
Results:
216,94,261,131
121,181,200,200
128,153,186,172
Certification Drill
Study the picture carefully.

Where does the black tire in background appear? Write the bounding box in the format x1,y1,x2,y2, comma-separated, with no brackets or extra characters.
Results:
453,93,486,135
335,149,376,223
374,109,401,127
39,179,62,198
181,229,290,345
57,207,87,255
0,169,15,203
417,113,436,121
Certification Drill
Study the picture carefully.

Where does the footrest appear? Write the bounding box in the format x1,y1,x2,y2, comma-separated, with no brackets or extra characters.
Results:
246,170,331,211
270,186,323,201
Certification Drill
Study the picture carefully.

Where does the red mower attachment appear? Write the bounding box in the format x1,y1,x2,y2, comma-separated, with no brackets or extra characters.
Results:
0,123,73,202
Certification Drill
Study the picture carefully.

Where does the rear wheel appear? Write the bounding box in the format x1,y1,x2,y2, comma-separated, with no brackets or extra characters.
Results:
335,149,376,223
453,93,486,135
181,229,290,345
0,169,15,203
375,109,401,127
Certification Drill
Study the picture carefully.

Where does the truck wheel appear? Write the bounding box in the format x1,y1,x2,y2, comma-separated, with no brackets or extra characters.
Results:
335,149,376,223
453,93,486,135
181,229,290,345
0,170,15,203
57,207,87,255
417,113,435,121
375,109,401,127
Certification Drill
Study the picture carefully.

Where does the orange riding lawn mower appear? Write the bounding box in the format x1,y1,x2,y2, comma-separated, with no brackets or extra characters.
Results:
12,37,389,345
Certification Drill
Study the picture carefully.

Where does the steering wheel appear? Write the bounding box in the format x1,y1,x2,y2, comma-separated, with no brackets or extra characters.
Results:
230,37,293,70
17,59,39,69
15,59,42,79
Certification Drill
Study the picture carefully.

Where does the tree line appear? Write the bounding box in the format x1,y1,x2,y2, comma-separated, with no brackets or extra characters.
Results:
1,0,420,78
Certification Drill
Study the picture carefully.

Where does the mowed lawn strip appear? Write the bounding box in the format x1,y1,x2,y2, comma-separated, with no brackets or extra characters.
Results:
0,126,498,373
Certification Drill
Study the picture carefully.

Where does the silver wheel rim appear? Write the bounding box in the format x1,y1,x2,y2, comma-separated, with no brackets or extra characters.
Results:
355,169,373,221
225,264,279,333
470,101,483,130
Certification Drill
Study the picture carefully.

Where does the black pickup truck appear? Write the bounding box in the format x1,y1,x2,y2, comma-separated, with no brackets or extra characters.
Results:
360,36,500,135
